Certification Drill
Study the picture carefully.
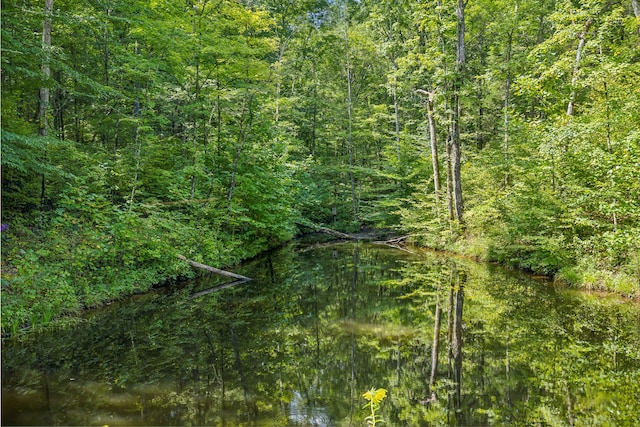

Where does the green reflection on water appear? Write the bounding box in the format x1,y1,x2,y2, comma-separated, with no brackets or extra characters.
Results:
2,241,639,426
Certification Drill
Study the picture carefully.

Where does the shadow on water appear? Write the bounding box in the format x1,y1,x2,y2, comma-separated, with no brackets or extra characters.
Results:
2,241,640,426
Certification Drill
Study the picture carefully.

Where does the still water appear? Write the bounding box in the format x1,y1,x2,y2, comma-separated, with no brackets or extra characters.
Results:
2,240,640,426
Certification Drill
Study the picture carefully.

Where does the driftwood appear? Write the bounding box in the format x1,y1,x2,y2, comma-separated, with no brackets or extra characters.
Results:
189,279,249,299
177,255,252,281
384,235,412,245
373,235,412,246
373,235,417,254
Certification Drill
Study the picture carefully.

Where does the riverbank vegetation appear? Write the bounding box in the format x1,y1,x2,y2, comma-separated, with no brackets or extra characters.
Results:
2,0,639,334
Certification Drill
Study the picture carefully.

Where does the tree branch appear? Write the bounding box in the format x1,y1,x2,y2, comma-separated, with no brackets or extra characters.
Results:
177,255,252,281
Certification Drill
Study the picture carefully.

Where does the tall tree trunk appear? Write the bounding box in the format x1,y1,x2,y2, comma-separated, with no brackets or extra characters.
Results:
216,82,222,177
191,59,200,200
632,0,640,34
567,19,592,116
274,43,285,124
128,123,141,212
344,20,358,225
38,0,54,207
427,92,441,197
311,79,318,156
392,75,401,165
434,0,453,222
451,0,466,224
445,136,454,223
504,23,514,188
53,71,65,140
417,90,441,214
103,7,110,86
38,0,53,138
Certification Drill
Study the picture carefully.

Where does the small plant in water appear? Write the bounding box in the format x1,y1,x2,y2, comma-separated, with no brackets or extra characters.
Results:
362,387,387,426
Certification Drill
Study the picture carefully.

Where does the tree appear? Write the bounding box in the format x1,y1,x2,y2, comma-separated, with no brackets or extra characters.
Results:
450,0,466,224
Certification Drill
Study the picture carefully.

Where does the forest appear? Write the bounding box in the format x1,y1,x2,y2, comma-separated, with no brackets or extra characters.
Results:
2,0,640,335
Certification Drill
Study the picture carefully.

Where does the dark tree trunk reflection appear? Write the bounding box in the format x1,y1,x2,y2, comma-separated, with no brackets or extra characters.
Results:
445,268,466,425
230,324,257,416
452,276,464,409
428,281,442,400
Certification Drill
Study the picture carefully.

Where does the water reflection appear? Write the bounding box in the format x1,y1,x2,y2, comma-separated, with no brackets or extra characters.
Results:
2,241,639,426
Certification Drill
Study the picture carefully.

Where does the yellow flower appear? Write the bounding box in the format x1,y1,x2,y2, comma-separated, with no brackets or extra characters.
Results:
362,388,387,405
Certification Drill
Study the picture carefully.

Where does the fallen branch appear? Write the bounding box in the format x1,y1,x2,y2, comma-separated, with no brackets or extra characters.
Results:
384,235,412,245
177,255,252,281
373,235,416,253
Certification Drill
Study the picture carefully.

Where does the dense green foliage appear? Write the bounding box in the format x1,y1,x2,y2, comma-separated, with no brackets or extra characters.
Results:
2,0,639,333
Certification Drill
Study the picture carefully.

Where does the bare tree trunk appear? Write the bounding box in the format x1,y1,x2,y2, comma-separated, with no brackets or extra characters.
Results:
311,71,318,156
38,0,54,207
601,80,618,228
567,19,592,116
38,0,53,138
451,0,466,224
392,76,401,165
128,124,141,211
191,57,200,200
425,92,441,197
103,7,110,86
434,0,454,223
344,21,358,226
503,23,514,187
274,42,285,124
632,0,640,34
445,136,454,224
216,83,222,177
417,89,441,216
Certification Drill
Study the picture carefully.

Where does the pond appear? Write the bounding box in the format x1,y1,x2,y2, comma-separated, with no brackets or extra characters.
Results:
2,240,640,426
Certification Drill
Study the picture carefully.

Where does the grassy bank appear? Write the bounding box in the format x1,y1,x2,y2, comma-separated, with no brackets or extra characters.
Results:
0,204,296,336
407,229,640,300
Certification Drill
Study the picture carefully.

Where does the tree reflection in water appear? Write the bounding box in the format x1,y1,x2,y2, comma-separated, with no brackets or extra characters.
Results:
2,241,639,426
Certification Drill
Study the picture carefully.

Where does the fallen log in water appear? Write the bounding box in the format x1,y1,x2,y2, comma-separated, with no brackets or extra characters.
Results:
373,235,417,254
177,255,252,281
382,235,412,245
